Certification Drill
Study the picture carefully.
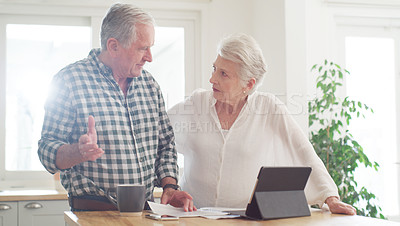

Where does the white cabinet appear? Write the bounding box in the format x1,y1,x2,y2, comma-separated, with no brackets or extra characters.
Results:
0,201,18,226
0,200,69,226
19,200,69,226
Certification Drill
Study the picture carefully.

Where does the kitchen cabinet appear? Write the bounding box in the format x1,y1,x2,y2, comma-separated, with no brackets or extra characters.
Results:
0,200,69,226
0,201,18,226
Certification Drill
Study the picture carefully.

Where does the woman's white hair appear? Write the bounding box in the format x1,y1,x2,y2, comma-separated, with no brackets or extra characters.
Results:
217,33,267,94
100,3,155,50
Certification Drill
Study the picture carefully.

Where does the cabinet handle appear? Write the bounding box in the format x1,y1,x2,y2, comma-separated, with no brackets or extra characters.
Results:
25,202,43,209
0,204,12,210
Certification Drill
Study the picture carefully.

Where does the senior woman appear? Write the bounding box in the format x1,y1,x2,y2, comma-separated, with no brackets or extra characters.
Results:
168,33,356,215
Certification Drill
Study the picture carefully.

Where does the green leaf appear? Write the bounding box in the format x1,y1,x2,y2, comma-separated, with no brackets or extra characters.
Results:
308,60,383,219
311,64,317,71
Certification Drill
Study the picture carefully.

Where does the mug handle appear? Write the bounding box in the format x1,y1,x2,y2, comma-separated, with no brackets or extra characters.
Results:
106,187,118,207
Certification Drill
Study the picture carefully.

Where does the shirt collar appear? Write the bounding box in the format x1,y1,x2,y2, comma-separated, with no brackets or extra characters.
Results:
89,48,113,79
209,92,217,108
208,90,256,108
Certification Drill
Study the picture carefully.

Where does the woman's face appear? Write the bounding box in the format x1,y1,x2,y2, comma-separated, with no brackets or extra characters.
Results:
209,55,246,104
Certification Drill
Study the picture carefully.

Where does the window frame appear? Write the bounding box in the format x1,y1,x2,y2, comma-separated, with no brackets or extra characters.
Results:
0,14,92,187
0,2,202,189
147,8,202,97
335,15,400,220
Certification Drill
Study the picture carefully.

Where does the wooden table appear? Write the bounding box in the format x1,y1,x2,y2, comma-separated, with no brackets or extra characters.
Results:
64,208,400,226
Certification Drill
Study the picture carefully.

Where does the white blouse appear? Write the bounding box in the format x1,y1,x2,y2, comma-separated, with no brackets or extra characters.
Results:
168,89,338,208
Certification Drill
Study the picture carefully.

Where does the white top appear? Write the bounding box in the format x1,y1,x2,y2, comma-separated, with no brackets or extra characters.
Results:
168,89,338,208
221,129,229,137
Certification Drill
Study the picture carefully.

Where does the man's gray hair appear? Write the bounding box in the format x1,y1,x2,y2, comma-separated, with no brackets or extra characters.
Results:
100,3,155,50
217,33,267,94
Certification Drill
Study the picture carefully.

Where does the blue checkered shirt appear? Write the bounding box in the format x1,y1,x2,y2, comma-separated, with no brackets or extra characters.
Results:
38,48,178,200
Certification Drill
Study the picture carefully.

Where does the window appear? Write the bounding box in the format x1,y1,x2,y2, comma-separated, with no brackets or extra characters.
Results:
0,15,92,186
337,25,400,218
0,2,201,190
5,24,91,171
0,15,195,188
346,36,398,215
145,26,185,110
4,25,186,172
144,26,186,170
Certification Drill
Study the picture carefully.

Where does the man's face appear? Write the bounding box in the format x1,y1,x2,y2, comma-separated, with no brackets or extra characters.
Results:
115,23,155,78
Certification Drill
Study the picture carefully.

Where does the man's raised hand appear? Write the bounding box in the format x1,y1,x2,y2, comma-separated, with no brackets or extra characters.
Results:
78,115,104,161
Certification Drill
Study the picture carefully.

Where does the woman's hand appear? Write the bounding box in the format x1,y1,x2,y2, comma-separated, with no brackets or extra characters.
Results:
325,196,356,215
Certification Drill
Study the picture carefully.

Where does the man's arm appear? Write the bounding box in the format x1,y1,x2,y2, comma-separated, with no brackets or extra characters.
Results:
150,82,194,211
160,176,178,188
153,86,179,185
55,116,104,169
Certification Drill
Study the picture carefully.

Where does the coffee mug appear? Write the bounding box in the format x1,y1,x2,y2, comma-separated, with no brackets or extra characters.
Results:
106,184,146,216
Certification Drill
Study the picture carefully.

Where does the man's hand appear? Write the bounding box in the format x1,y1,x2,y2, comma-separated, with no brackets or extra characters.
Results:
161,188,196,212
56,115,104,169
325,196,356,215
78,115,104,161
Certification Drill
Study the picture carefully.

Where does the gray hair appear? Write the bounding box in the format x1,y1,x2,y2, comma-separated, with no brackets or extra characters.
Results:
100,3,155,50
217,33,267,94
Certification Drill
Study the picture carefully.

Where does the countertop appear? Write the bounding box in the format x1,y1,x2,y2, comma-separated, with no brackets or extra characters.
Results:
0,189,68,202
64,208,400,226
0,188,162,202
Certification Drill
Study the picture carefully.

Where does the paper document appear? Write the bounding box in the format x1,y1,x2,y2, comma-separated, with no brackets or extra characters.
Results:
199,207,246,212
198,207,245,219
147,201,229,218
201,214,242,220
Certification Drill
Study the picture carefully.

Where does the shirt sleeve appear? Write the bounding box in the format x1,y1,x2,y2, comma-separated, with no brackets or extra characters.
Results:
37,70,75,174
154,87,179,186
167,88,206,155
272,99,339,207
167,102,184,155
167,97,191,155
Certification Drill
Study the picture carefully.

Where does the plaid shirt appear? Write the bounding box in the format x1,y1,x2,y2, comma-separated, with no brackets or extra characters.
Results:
38,48,178,200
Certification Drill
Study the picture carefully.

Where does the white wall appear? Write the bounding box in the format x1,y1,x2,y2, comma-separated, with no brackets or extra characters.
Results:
202,0,254,89
203,0,310,133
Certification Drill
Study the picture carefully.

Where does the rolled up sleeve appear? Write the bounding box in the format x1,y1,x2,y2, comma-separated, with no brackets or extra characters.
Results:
154,89,179,186
38,71,75,174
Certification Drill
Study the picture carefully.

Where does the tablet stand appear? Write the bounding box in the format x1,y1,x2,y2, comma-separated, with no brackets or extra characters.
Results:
245,190,311,220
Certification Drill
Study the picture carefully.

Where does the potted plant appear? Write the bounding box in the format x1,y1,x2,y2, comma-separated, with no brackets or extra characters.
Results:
308,60,385,218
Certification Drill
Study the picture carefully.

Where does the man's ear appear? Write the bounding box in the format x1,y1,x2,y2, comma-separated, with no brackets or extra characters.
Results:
107,38,119,57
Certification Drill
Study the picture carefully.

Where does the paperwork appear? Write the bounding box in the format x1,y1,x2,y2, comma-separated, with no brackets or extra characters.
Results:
199,207,246,212
198,207,244,219
147,201,240,219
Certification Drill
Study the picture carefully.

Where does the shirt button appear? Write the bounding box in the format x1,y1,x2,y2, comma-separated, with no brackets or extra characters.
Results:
140,157,145,162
